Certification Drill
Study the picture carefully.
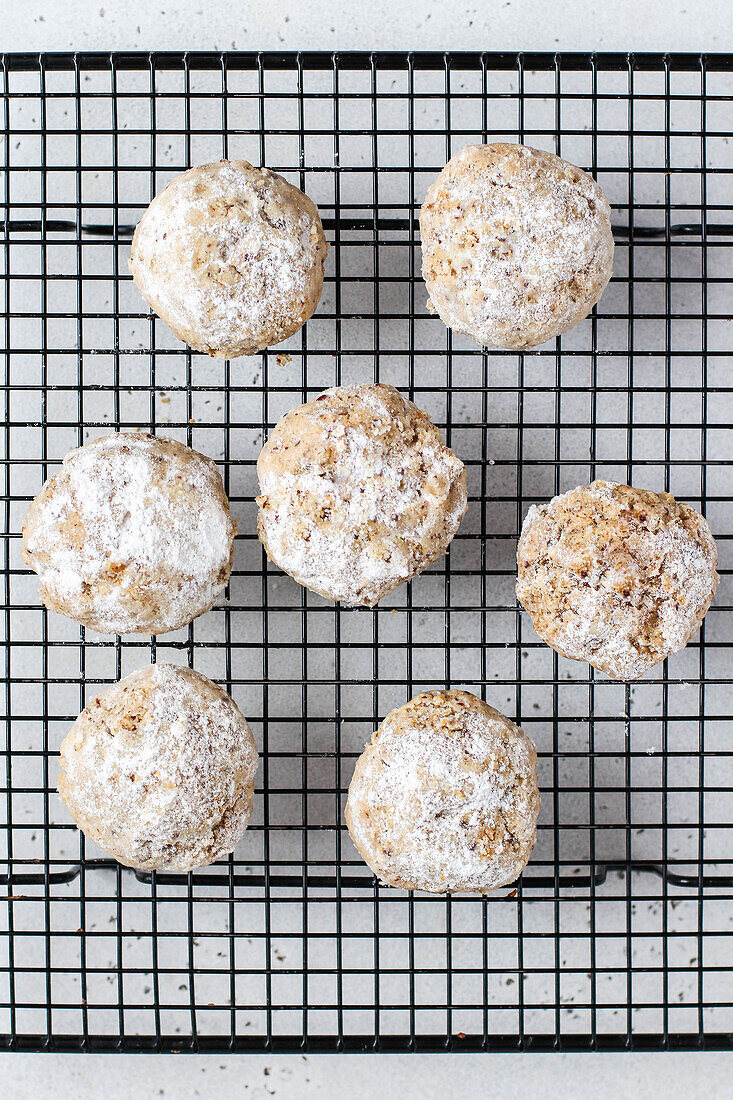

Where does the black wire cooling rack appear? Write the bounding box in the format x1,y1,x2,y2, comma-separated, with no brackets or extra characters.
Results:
1,50,732,1054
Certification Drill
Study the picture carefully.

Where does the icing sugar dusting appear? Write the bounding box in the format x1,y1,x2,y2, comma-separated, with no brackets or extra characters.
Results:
256,384,467,605
22,433,235,635
516,480,719,680
58,664,259,872
130,159,327,358
346,691,540,894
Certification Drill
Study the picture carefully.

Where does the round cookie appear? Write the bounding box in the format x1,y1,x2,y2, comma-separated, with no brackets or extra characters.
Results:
22,433,236,635
58,664,258,872
256,383,467,606
516,480,718,680
129,159,328,358
345,690,540,894
420,143,614,349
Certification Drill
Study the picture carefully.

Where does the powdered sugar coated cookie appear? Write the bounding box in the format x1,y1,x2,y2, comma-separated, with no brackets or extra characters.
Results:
420,143,614,349
256,384,467,605
58,664,258,872
22,433,235,635
516,480,718,679
346,690,540,893
130,159,327,357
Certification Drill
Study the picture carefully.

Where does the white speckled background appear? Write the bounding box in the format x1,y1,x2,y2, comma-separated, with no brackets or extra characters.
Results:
3,0,733,1095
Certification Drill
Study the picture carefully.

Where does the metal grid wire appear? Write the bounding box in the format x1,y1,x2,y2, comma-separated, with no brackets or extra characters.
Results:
0,50,732,1053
